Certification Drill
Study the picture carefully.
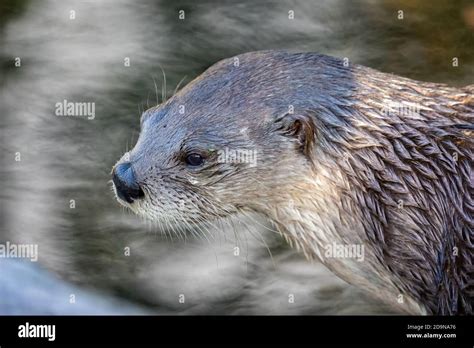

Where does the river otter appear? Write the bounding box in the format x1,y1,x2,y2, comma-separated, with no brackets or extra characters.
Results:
112,51,473,315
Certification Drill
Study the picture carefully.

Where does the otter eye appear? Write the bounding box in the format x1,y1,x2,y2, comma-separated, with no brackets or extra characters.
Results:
185,153,204,166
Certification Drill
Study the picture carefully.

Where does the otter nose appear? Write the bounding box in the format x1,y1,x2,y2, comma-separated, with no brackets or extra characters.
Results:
112,162,144,203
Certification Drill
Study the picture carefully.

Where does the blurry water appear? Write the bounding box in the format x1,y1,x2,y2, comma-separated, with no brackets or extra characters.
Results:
1,0,472,314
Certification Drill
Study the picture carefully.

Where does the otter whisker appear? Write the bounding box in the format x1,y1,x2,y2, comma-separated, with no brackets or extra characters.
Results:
175,214,222,267
173,75,187,97
190,216,217,246
157,64,167,104
184,198,224,240
152,76,160,106
238,214,276,269
146,90,151,109
137,104,142,120
168,214,188,243
238,209,280,236
151,209,168,242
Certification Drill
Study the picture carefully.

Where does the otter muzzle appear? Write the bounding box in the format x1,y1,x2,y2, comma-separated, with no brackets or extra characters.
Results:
112,162,144,203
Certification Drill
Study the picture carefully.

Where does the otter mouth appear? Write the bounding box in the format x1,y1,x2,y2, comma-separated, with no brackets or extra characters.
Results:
111,180,242,230
112,174,144,204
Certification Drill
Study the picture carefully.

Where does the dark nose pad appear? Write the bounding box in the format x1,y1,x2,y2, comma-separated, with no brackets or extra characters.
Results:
112,162,144,203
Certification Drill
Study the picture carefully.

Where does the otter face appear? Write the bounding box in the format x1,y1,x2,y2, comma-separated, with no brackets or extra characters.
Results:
112,53,318,228
112,106,315,228
112,114,235,225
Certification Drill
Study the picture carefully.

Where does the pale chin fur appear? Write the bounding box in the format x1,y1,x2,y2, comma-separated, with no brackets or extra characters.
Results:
112,182,190,227
111,181,148,216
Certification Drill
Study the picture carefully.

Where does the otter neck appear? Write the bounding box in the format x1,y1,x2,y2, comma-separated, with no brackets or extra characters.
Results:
263,156,428,314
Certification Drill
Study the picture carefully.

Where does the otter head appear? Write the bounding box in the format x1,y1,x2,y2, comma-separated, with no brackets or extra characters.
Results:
111,52,321,228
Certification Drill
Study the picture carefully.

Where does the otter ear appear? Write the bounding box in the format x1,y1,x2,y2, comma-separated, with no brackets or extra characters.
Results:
274,112,316,159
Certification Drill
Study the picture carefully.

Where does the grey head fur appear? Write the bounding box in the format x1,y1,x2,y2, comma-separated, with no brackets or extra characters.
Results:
113,51,473,315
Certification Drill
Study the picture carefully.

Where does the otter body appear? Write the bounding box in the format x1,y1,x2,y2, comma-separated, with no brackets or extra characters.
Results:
113,51,473,315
